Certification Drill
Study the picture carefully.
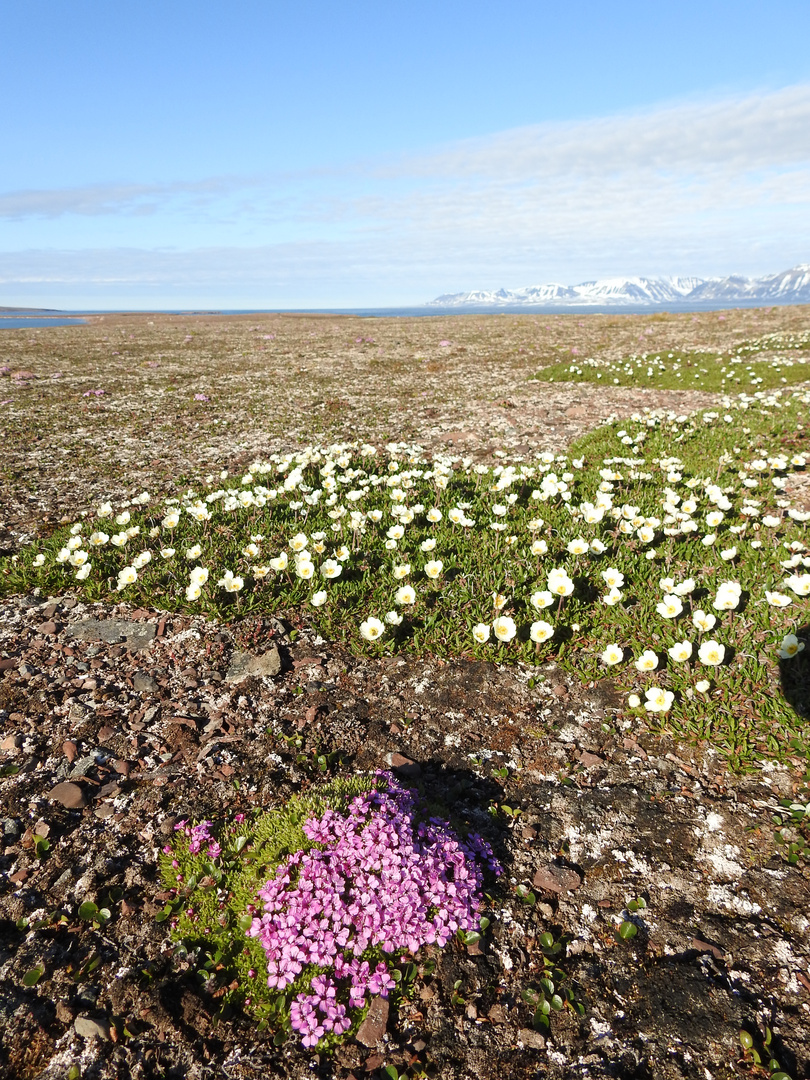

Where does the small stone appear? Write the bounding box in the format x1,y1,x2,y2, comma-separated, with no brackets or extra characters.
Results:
518,1028,546,1050
384,752,421,777
1,734,22,751
355,995,389,1046
19,663,38,678
226,646,282,683
533,863,582,894
0,657,18,671
94,804,115,820
578,750,605,768
2,817,24,841
112,759,131,775
133,672,159,694
63,740,78,762
488,1004,507,1023
37,621,61,635
47,781,89,809
465,1002,478,1020
62,598,78,610
42,603,60,619
74,1015,111,1041
97,726,116,743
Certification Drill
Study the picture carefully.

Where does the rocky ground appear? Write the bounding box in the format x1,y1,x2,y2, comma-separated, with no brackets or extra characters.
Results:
1,308,810,1079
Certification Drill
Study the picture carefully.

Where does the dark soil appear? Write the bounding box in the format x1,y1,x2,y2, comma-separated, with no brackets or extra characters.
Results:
2,594,809,1080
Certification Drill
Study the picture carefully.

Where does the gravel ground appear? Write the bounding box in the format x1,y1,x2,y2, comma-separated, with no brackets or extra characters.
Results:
1,307,810,1079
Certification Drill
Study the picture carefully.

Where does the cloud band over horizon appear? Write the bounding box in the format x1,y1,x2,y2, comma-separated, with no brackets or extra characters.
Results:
3,84,810,307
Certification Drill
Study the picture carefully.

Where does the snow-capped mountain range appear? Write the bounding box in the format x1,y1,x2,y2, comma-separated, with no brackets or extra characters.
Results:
427,264,810,308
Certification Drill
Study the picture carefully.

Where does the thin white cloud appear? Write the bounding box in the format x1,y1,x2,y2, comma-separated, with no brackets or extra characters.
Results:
2,84,810,303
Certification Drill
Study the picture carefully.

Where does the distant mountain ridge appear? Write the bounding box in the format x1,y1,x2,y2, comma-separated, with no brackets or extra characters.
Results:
427,264,810,308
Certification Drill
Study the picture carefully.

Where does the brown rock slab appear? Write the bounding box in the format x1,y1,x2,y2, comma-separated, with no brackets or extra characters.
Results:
533,863,582,893
384,751,421,777
47,781,89,809
37,621,61,635
0,658,18,671
1,734,22,751
355,995,389,1047
62,740,78,762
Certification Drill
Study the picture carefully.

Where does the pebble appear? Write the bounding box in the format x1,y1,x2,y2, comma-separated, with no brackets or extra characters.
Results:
63,740,78,762
47,781,89,809
37,621,61,636
533,863,582,894
74,1015,111,1041
0,658,18,671
355,995,389,1046
518,1028,546,1050
0,734,22,751
97,726,116,743
133,672,159,694
226,646,282,683
384,751,421,777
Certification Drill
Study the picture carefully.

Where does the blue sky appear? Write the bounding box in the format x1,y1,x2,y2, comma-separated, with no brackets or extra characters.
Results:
3,0,810,308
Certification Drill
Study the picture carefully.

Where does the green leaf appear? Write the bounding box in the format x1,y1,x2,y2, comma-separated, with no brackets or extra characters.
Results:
22,966,44,987
617,920,638,940
539,931,555,949
78,901,99,920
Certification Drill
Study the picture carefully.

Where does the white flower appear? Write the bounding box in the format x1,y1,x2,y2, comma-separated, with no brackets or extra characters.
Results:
601,568,625,589
627,693,641,708
634,649,659,672
426,508,442,523
472,623,491,644
269,552,288,571
697,640,725,666
115,511,131,526
492,503,507,517
89,531,109,547
547,568,574,597
602,587,624,606
673,578,695,596
132,551,152,569
384,610,403,625
765,590,791,607
530,539,548,556
189,565,209,587
601,644,623,666
75,563,92,581
290,532,309,552
637,526,656,544
242,543,260,559
420,538,437,552
185,544,203,560
218,570,245,592
778,634,805,659
530,590,554,611
712,582,741,611
784,573,810,596
110,533,128,548
667,641,693,662
492,592,508,611
160,547,176,559
386,525,405,541
392,563,411,580
695,679,711,693
656,595,683,619
692,609,717,632
706,511,724,527
68,549,89,567
492,616,517,642
702,533,717,546
424,560,443,579
566,537,589,555
590,539,607,554
644,687,674,713
96,502,113,518
720,546,737,561
116,566,138,590
448,507,465,525
367,509,383,523
32,553,46,567
360,617,385,641
320,559,342,580
295,560,315,581
185,582,202,601
394,584,416,605
311,590,328,607
530,620,554,644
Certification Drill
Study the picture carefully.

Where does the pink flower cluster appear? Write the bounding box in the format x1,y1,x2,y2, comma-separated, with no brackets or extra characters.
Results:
172,819,222,859
248,774,500,1047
